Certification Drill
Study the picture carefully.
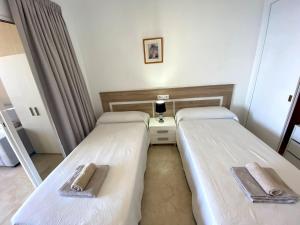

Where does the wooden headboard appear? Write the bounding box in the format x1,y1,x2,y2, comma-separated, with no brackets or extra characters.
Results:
99,84,234,117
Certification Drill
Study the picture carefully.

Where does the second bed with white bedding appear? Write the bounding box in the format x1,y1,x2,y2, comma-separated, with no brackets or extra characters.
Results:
12,121,149,225
177,118,300,225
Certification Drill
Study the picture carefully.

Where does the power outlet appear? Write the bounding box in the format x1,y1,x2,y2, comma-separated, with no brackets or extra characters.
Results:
157,95,169,100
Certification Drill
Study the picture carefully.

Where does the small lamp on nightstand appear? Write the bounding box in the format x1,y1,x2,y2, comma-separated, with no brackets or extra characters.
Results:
155,100,166,123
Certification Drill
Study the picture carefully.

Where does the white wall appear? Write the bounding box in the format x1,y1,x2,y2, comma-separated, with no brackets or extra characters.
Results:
53,0,264,121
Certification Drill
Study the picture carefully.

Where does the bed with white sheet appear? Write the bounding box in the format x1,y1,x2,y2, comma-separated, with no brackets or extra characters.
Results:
12,111,150,225
176,107,300,225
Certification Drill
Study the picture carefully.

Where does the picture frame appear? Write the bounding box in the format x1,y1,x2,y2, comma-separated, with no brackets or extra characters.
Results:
143,37,163,64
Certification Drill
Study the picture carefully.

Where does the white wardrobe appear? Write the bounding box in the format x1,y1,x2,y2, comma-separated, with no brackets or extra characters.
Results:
246,0,300,151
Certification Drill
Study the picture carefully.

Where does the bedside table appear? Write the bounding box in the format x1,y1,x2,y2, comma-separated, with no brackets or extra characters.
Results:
149,117,176,144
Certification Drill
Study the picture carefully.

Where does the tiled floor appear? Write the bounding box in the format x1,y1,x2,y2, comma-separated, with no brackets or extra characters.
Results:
0,164,34,225
140,145,196,225
31,153,63,180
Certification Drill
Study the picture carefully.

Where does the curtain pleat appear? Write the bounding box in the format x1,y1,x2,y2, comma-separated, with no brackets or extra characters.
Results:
9,0,96,155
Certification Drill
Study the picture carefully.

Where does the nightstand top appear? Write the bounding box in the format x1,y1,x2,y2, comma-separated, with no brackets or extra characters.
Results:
149,117,176,127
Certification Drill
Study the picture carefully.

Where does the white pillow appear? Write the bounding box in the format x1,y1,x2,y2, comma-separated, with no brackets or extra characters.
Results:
175,106,239,124
97,111,150,127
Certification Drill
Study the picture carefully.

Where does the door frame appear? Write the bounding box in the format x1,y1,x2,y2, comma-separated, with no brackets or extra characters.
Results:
244,0,300,151
0,109,42,187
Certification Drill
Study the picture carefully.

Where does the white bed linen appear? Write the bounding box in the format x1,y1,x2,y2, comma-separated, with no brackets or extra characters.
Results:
97,111,150,127
177,119,300,225
175,107,239,125
12,122,149,225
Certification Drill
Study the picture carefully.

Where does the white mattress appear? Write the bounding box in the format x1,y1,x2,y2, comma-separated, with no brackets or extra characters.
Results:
12,122,149,225
177,119,300,225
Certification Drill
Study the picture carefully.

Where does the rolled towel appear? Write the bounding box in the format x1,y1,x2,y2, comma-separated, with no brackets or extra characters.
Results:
246,162,282,196
71,163,96,191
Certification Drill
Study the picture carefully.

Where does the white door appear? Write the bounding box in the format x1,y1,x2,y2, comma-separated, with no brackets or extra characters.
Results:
0,54,63,154
246,0,300,150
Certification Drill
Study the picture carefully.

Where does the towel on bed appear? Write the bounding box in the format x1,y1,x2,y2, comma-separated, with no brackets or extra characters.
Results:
245,162,282,196
71,163,96,191
59,165,109,198
231,167,298,204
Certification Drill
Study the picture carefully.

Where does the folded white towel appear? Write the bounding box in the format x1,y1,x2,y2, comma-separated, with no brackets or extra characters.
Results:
71,163,96,192
245,162,282,196
231,167,298,203
59,165,109,198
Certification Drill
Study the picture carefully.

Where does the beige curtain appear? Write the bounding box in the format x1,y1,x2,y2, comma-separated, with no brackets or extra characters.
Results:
9,0,96,155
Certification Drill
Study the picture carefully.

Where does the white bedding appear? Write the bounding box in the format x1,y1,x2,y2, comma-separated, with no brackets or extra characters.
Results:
12,122,149,225
177,119,300,225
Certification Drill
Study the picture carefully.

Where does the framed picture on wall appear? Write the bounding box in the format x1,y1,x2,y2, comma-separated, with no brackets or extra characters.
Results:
143,37,163,64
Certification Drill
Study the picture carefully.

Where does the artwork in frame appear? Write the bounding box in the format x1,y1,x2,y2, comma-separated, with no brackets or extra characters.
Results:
143,37,163,64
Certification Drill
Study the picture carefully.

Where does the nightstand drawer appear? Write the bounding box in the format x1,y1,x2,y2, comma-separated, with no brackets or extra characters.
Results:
150,135,176,144
149,117,176,144
149,127,175,136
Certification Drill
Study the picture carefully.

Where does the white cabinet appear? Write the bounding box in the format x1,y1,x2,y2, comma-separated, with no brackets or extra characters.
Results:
0,54,63,154
246,0,300,150
284,125,300,169
284,152,300,169
149,117,176,144
291,125,300,143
